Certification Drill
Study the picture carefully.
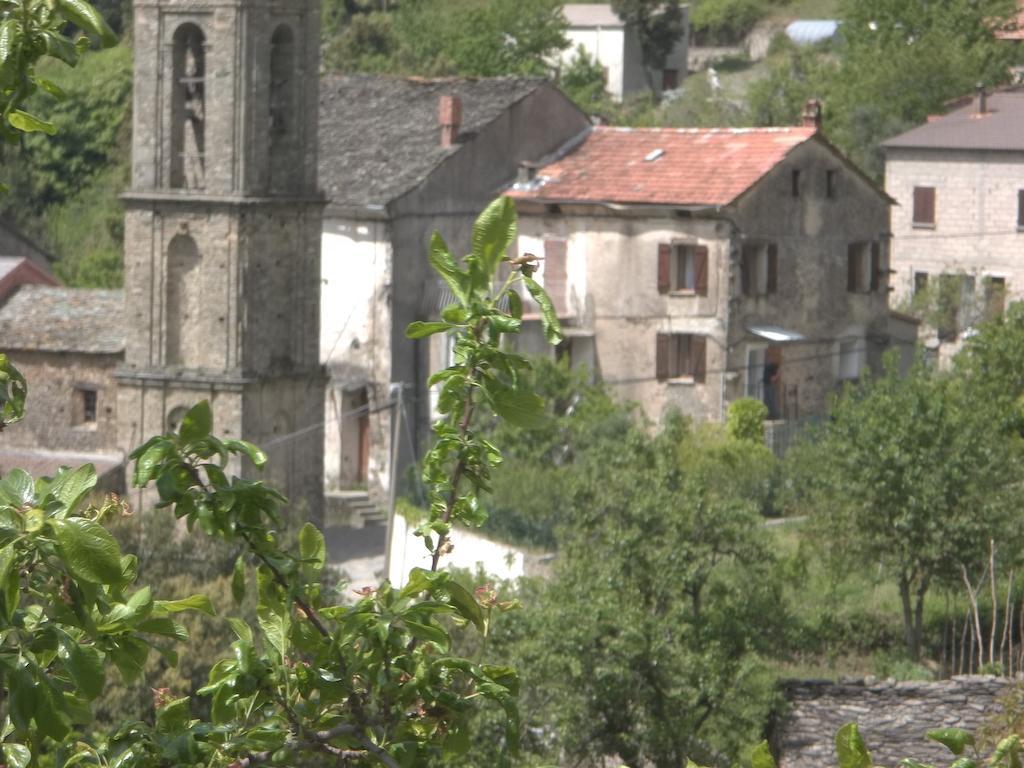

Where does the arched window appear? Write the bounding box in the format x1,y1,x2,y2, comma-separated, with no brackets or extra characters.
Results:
171,24,206,189
269,25,295,138
268,25,299,192
165,234,201,366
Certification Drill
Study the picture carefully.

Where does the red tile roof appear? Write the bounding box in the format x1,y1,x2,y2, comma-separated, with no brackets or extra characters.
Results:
509,126,818,207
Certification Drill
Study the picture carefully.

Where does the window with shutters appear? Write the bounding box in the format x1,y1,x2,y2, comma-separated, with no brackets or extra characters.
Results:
983,276,1006,321
658,243,708,295
912,186,936,227
914,271,929,296
846,241,881,293
740,242,778,297
655,333,706,382
1018,190,1024,229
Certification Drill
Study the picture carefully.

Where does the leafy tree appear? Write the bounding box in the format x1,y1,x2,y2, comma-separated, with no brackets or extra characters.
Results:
324,0,568,77
610,0,687,92
690,0,766,46
788,355,1024,661
559,45,608,108
0,197,563,766
954,301,1024,435
483,415,784,768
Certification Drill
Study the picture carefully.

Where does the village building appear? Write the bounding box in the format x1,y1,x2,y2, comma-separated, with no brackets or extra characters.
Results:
317,75,590,514
508,103,906,428
884,87,1024,343
561,4,689,101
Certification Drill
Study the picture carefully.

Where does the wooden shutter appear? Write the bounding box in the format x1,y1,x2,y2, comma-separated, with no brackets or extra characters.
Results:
869,242,881,292
741,246,753,296
657,243,671,294
691,336,707,384
544,239,568,315
913,186,935,225
656,333,670,381
694,246,709,296
766,244,778,295
847,245,858,292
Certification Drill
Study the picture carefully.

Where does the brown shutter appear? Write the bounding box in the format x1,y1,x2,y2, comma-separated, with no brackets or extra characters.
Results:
913,186,935,225
869,242,881,292
847,245,857,292
656,333,670,381
766,244,778,295
741,246,753,296
694,246,709,296
1018,190,1024,228
657,243,671,294
544,239,568,315
692,335,707,384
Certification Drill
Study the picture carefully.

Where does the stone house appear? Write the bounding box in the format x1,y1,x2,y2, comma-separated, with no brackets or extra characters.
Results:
885,87,1024,343
0,285,124,485
508,106,900,425
561,4,689,101
317,75,591,503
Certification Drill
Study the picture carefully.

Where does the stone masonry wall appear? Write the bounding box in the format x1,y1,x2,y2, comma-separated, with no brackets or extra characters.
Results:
778,677,1017,768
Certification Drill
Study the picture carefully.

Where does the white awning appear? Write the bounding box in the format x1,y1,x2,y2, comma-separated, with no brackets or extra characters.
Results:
747,325,806,343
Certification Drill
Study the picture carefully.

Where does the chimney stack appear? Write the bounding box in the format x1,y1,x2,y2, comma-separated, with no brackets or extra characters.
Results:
976,82,988,115
439,94,462,148
801,98,823,131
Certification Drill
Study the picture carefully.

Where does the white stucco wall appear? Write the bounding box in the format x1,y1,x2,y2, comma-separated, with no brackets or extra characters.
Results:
887,149,1024,304
563,26,628,100
320,217,394,492
387,513,527,588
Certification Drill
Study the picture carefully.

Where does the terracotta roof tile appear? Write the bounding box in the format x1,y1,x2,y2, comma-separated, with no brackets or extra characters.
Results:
509,126,817,207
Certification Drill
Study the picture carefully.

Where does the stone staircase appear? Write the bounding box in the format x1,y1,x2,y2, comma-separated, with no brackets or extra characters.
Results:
325,489,388,529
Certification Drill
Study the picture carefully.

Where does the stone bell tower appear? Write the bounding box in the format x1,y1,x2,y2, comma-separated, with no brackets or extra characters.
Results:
118,0,325,522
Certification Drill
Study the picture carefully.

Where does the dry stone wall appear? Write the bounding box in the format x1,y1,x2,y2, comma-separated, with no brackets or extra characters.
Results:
778,677,1018,768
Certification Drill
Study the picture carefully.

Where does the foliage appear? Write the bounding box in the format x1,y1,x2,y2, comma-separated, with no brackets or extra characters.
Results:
0,0,116,192
323,0,568,77
727,397,768,442
0,196,562,766
476,358,633,549
746,44,837,127
610,0,687,91
480,415,784,768
559,45,608,108
954,301,1024,436
787,354,1024,661
690,0,767,46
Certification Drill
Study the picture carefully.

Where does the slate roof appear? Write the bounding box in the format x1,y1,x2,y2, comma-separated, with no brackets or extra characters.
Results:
883,88,1024,152
0,449,122,482
508,126,818,207
0,285,124,354
0,257,24,282
563,4,625,27
319,74,551,210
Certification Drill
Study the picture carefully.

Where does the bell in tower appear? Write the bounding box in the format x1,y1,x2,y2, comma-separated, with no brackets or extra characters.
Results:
117,0,326,522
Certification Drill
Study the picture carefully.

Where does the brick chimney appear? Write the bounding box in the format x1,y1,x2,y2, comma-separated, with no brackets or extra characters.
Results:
439,94,462,148
801,98,823,131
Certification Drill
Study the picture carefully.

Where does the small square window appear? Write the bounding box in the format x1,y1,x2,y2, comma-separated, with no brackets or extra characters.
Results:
74,388,98,426
1018,190,1024,229
791,169,801,197
826,170,837,198
914,271,929,295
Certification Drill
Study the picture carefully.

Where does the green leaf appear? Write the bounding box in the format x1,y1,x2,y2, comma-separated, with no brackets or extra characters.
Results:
429,231,471,306
0,469,35,507
299,523,326,574
507,289,522,319
232,555,246,604
472,196,517,282
8,111,56,135
949,759,977,768
58,637,105,701
180,401,213,443
155,594,215,616
489,385,547,430
992,736,1021,768
58,0,118,46
523,274,564,344
41,30,79,65
0,545,17,621
48,464,98,512
751,741,776,768
404,619,449,649
444,580,485,632
52,518,124,584
927,728,975,756
406,321,452,339
257,607,290,657
34,77,67,99
0,20,21,65
225,439,267,469
835,723,872,768
132,441,169,487
227,617,253,644
2,743,30,768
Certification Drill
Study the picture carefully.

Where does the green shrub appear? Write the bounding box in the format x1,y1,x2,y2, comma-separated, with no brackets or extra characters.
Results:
727,398,768,443
691,0,766,46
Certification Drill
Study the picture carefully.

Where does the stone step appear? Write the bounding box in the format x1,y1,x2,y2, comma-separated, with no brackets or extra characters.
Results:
325,490,389,528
